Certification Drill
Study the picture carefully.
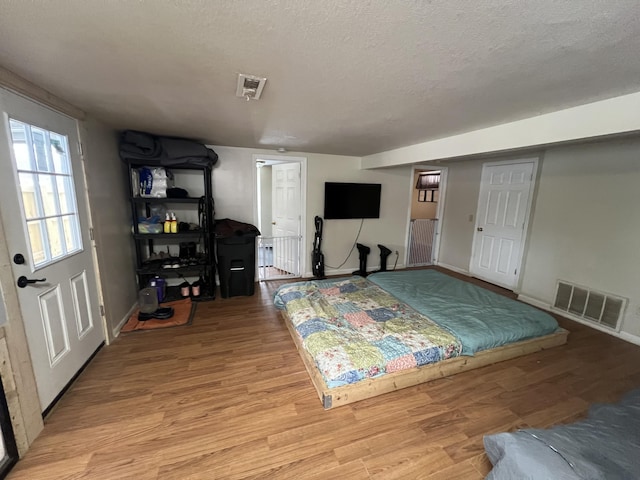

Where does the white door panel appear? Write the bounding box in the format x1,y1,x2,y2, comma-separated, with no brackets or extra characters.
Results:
70,270,95,338
470,161,535,289
0,88,104,411
272,163,300,274
39,285,70,366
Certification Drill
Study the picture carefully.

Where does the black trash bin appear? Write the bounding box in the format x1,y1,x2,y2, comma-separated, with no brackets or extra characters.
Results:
215,219,259,298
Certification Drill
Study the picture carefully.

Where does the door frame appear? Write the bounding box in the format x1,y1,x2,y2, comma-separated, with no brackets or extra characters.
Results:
404,165,448,267
468,157,540,290
0,76,105,452
0,87,107,409
74,123,110,344
252,154,307,277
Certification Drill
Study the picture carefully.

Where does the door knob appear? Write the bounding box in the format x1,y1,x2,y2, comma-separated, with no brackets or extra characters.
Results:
16,276,46,288
477,227,483,232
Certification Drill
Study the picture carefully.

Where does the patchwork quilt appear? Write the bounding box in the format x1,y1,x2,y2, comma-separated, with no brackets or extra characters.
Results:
274,276,462,388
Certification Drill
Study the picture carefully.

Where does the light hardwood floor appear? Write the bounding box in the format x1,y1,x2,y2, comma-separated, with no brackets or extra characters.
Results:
8,271,640,479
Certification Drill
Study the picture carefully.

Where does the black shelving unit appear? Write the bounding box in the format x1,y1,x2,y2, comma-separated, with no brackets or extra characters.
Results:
127,161,215,301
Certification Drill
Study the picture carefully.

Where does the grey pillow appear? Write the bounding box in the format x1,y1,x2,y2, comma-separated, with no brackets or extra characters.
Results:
484,431,578,480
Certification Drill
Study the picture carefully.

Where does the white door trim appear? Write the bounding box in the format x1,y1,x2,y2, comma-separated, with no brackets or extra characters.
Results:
433,167,448,264
74,123,110,345
404,165,448,267
252,154,307,277
469,156,539,290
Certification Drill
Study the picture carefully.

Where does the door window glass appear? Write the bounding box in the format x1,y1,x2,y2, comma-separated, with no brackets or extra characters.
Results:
9,119,83,268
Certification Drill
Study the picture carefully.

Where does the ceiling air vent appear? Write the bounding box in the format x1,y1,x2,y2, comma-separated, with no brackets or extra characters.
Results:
236,73,267,101
553,280,627,331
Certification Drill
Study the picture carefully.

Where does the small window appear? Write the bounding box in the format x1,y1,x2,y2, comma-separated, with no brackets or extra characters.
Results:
9,119,83,268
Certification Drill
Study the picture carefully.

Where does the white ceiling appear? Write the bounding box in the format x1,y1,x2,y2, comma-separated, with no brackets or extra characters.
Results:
1,1,639,157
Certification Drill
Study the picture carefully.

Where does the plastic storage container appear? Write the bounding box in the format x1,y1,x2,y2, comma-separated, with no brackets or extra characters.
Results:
138,287,159,314
216,234,257,298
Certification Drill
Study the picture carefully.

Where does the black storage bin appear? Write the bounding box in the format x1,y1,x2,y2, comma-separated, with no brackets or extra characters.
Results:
216,234,256,298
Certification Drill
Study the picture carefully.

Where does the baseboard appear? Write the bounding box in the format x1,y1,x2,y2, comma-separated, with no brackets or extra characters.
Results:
435,262,470,276
321,269,360,277
619,331,640,347
516,294,549,311
303,269,351,278
305,264,408,279
321,265,374,277
517,294,640,348
112,302,137,338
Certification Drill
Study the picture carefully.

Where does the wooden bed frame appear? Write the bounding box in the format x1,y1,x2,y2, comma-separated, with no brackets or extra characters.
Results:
282,311,569,409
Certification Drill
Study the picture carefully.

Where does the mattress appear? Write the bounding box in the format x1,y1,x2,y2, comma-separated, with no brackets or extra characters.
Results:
367,270,559,354
274,276,462,387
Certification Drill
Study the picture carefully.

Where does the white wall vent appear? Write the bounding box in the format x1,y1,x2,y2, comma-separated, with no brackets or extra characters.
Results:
236,73,267,101
553,280,627,331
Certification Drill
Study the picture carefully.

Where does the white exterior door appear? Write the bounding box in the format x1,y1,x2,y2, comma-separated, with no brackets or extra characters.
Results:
271,162,300,274
0,89,104,411
470,161,536,289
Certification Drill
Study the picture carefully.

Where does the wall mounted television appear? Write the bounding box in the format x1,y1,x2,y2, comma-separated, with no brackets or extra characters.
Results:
324,182,381,219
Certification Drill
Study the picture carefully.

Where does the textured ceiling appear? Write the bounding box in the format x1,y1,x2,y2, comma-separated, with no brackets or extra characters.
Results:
1,1,639,156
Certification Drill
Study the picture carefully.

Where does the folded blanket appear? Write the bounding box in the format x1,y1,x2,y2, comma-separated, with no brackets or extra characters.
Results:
119,130,218,168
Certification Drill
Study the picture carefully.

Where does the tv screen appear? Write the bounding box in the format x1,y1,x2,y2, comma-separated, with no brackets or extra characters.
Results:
324,182,381,219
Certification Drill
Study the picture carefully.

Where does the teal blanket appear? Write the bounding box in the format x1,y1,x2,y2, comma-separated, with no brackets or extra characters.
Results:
368,270,559,355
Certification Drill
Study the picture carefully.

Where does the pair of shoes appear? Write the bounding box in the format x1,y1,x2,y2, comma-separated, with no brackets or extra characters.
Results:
138,307,174,321
162,259,181,269
148,251,171,261
179,258,200,267
179,282,201,298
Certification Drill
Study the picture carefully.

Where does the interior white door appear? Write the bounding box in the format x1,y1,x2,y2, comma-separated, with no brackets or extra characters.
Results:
470,161,535,289
271,162,300,273
0,89,104,412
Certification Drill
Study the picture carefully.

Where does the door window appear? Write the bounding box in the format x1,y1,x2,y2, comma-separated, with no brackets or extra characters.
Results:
8,119,82,268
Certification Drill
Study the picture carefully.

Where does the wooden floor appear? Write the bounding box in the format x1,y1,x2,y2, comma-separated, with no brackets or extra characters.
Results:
8,271,640,479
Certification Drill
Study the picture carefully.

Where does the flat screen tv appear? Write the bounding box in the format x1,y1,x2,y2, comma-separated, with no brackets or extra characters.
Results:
324,182,381,219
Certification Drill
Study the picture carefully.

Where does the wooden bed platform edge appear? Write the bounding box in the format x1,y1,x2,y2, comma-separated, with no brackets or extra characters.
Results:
281,311,570,409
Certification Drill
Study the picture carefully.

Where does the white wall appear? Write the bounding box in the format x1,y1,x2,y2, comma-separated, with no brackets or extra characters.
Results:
437,160,483,270
209,146,257,224
259,165,272,237
80,117,138,338
210,146,413,276
0,290,5,326
519,138,640,337
307,155,412,275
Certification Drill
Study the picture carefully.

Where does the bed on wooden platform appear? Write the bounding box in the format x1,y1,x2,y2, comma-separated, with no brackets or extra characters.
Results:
274,269,568,409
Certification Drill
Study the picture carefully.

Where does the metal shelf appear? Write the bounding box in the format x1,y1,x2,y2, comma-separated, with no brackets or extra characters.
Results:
137,264,208,276
131,197,202,204
133,232,204,240
125,160,212,172
128,162,216,300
